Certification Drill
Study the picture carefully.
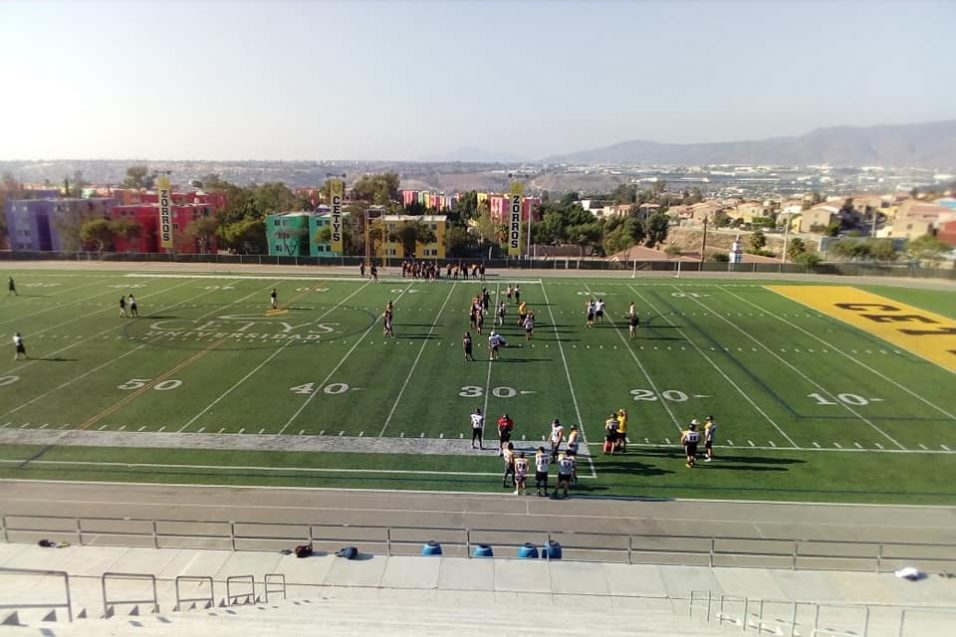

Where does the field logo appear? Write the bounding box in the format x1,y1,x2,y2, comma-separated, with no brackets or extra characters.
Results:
508,181,523,256
767,285,956,373
329,179,344,254
157,175,174,249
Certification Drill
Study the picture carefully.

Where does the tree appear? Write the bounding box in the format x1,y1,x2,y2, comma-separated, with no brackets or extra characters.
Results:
644,212,669,248
219,218,266,253
664,244,682,258
184,217,219,254
825,221,841,237
566,222,603,256
80,218,115,251
351,172,400,205
906,234,950,265
109,218,143,249
122,165,155,190
454,191,480,222
446,225,476,257
786,237,807,261
748,229,767,252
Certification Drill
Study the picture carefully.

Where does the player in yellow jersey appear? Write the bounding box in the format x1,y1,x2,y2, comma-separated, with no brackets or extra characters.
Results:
616,408,628,453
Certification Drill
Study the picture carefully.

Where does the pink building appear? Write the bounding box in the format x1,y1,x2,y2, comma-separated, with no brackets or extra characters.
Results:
489,195,540,223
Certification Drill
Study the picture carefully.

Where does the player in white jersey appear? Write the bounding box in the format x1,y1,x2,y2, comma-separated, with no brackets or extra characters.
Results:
13,332,26,360
470,408,485,450
534,447,550,497
556,452,575,498
549,419,564,460
704,415,717,462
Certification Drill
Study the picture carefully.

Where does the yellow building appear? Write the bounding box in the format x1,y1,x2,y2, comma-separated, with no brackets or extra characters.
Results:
378,215,447,259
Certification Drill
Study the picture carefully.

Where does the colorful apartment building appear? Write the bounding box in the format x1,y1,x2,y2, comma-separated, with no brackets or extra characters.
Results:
487,195,541,224
265,207,344,258
109,202,218,253
377,215,447,259
400,190,455,211
5,197,116,251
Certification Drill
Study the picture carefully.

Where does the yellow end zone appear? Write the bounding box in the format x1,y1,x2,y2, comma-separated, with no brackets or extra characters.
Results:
766,285,956,374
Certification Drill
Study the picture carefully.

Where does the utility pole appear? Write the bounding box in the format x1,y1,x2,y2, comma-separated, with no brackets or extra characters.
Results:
699,216,708,263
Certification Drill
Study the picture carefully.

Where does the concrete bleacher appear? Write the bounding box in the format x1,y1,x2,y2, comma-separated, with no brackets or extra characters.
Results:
2,542,955,636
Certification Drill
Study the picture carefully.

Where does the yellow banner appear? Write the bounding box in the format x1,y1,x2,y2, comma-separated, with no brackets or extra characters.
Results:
157,176,174,249
508,181,523,257
767,285,956,373
329,179,344,255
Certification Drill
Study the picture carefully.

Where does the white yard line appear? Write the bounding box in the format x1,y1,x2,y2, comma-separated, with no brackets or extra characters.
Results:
741,286,956,419
629,285,797,446
480,282,501,425
278,283,414,436
4,281,281,422
541,282,597,478
0,278,108,326
589,284,683,432
0,458,504,477
179,281,374,433
0,278,197,377
679,287,906,449
379,282,458,437
134,273,543,284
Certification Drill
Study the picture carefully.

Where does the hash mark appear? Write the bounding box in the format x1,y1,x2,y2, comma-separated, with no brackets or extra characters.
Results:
875,443,884,449
942,444,951,451
197,427,205,433
919,443,928,450
854,442,863,449
258,428,265,434
158,426,166,432
833,442,842,449
137,426,146,432
747,440,755,447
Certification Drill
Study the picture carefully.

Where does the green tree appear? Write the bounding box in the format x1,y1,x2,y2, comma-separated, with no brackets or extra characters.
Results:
786,237,807,261
644,212,669,248
906,234,950,265
317,221,358,255
748,229,767,252
219,218,266,252
566,222,603,256
122,165,155,189
80,218,115,251
446,225,476,257
184,216,219,254
108,218,143,247
664,244,682,258
351,172,400,205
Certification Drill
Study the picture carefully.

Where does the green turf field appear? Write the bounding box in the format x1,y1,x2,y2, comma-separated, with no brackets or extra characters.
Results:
1,269,954,504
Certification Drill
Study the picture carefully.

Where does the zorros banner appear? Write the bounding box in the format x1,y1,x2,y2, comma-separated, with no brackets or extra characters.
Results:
329,179,344,254
508,181,523,256
157,175,174,249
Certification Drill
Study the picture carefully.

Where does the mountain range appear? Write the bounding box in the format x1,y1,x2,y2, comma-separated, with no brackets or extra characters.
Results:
542,120,956,168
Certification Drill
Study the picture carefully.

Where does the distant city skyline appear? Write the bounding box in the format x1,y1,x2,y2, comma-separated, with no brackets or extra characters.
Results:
1,0,954,161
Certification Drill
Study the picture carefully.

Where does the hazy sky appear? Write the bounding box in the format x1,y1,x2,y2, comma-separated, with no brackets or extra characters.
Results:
1,0,954,161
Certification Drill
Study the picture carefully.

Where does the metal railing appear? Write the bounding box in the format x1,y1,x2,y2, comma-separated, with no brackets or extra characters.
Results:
174,575,214,611
0,567,73,622
690,590,956,637
101,572,158,617
264,574,286,603
3,512,955,573
225,575,256,606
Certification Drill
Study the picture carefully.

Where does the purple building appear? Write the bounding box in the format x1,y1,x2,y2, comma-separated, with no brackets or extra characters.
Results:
5,197,116,251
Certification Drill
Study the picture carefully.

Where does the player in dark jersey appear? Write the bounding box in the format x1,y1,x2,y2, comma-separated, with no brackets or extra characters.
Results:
463,332,474,362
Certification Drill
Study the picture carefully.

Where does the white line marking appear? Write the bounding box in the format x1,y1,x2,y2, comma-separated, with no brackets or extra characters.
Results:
683,288,906,449
0,278,199,378
380,282,457,436
834,442,842,449
0,278,108,327
544,282,596,478
280,282,415,436
183,282,374,433
630,285,796,446
733,287,956,418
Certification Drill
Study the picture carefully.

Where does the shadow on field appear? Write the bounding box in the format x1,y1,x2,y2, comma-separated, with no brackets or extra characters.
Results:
37,357,78,362
592,458,674,478
627,448,804,472
490,357,553,363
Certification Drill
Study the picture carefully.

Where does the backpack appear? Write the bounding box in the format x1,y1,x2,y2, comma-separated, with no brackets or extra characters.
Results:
336,546,358,560
294,544,313,558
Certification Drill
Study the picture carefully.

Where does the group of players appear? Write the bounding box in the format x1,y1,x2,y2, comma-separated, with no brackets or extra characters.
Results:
469,408,579,498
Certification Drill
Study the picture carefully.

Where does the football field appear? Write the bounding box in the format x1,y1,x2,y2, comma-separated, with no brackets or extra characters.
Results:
1,267,955,504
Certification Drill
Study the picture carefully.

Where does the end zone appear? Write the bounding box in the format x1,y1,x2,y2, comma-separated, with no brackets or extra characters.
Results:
766,285,956,373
